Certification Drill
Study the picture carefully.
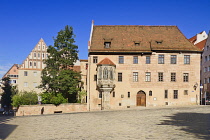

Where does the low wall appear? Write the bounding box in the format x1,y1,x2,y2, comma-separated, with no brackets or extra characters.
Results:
16,103,87,116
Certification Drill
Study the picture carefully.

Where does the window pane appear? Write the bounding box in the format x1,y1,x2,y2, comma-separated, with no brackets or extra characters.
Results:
171,73,176,82
119,56,124,64
174,90,178,99
165,90,168,98
146,56,151,64
133,56,138,64
184,55,190,64
183,73,189,82
93,56,98,63
133,72,138,82
158,72,163,82
171,55,177,64
158,55,164,64
145,72,151,82
118,73,122,82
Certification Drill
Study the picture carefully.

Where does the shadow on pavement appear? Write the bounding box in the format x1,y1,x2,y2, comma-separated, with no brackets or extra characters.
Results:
158,112,210,140
0,116,17,139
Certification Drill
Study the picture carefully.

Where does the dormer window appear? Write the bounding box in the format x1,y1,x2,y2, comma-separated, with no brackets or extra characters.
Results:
104,42,111,48
134,41,140,46
156,41,163,44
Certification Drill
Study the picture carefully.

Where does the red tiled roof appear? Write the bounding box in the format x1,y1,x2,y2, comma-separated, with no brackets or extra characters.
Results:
194,39,207,50
97,58,116,66
89,25,201,53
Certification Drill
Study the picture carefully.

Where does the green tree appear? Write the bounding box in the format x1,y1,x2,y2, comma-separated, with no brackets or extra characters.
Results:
39,25,81,102
1,77,12,109
12,91,38,107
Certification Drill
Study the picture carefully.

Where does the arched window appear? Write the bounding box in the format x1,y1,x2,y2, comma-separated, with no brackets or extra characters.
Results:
103,67,108,80
109,67,113,80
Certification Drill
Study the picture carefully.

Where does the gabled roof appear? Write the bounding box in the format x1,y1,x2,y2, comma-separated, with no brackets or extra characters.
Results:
195,39,207,50
97,58,116,66
89,25,201,53
188,31,204,44
2,64,19,78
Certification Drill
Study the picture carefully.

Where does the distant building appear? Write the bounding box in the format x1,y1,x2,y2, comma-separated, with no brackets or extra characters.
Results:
200,31,210,102
18,38,48,93
189,31,208,50
2,64,19,86
87,23,201,110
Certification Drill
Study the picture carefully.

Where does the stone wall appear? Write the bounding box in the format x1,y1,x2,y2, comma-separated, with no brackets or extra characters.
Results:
16,103,87,116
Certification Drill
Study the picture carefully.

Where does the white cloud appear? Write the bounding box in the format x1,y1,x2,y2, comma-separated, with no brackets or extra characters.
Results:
0,63,13,78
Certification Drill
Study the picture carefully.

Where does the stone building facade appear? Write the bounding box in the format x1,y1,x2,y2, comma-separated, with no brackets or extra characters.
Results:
87,24,202,111
18,38,48,93
201,31,210,100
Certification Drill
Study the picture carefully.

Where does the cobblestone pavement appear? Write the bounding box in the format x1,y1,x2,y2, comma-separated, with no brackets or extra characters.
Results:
0,105,210,140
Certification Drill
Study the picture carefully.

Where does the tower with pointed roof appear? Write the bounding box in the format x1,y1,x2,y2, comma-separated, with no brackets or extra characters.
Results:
18,39,48,93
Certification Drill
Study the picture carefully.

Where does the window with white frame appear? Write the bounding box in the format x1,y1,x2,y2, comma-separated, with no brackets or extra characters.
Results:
133,72,138,82
184,55,190,64
170,55,177,64
145,72,151,82
158,54,164,64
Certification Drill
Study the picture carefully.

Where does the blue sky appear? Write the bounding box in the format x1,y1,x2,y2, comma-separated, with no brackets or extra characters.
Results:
0,0,210,78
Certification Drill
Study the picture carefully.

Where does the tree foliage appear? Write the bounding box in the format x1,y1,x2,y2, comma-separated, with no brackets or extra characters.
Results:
39,25,80,102
1,77,12,108
40,92,67,106
11,91,38,107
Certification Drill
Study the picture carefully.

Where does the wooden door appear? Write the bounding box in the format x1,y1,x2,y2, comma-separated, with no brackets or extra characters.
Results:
136,91,146,106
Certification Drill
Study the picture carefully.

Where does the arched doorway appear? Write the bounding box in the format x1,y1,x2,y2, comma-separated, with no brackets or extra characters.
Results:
136,90,146,106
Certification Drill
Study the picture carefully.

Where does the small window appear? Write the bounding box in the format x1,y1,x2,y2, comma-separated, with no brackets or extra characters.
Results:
94,75,97,81
165,90,168,98
183,73,189,82
158,54,164,64
149,91,152,96
119,56,124,64
24,82,28,87
170,55,177,64
134,42,140,46
158,72,163,82
38,45,40,49
118,73,122,82
174,90,178,99
93,56,98,63
34,53,36,57
30,62,32,66
204,67,207,72
104,42,111,48
128,92,130,98
184,55,190,64
207,46,209,50
204,78,207,84
34,62,36,67
184,90,188,95
171,73,176,82
146,56,151,64
99,92,102,98
145,72,151,82
33,82,37,88
208,66,210,72
43,45,45,50
133,72,138,82
133,56,138,64
156,41,162,44
33,71,37,76
38,53,40,58
24,71,28,76
43,53,45,58
208,77,210,83
113,91,115,97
